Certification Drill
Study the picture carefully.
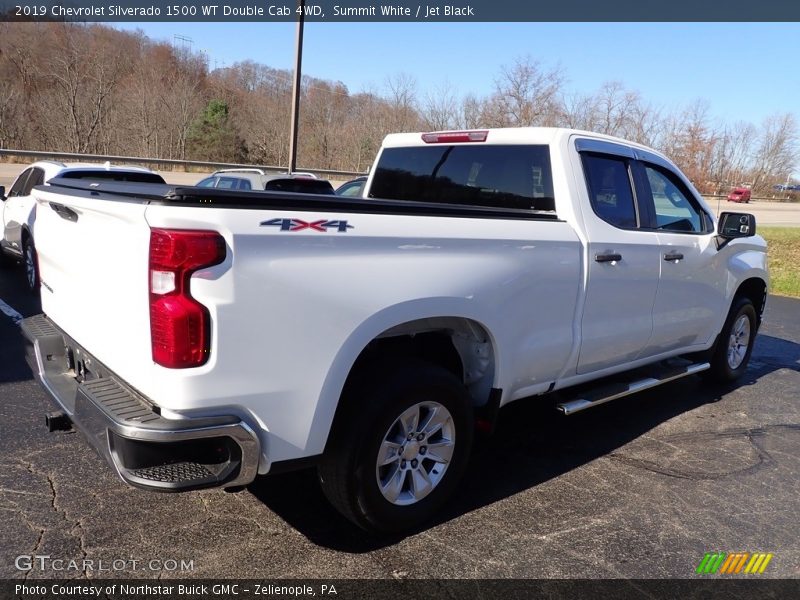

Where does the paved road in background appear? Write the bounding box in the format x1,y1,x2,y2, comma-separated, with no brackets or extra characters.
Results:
0,262,798,578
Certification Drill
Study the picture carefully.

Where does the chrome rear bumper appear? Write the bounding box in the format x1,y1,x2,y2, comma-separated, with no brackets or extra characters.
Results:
22,314,260,491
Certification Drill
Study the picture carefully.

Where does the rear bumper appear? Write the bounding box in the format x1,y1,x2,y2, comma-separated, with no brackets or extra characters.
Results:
21,314,260,491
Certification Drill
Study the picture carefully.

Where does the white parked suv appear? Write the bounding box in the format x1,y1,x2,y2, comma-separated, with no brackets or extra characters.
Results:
197,168,335,194
1,161,165,291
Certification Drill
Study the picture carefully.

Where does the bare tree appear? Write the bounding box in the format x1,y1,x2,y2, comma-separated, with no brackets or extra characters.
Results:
750,113,798,192
43,25,132,153
421,80,460,131
384,72,421,132
481,56,564,127
559,91,597,131
707,122,756,193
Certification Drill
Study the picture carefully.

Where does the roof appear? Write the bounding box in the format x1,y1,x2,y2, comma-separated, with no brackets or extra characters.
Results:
380,127,670,162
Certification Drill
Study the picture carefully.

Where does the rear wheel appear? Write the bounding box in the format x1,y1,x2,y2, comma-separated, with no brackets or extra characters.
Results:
23,236,39,292
707,297,757,382
318,360,474,533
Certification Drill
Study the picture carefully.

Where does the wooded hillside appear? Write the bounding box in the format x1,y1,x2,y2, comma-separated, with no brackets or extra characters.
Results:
0,22,796,192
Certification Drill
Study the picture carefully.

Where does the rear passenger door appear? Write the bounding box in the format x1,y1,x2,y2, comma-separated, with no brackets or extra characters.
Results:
574,140,662,375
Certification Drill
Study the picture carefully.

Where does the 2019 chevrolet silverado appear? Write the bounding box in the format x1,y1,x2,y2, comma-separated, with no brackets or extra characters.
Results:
22,128,767,532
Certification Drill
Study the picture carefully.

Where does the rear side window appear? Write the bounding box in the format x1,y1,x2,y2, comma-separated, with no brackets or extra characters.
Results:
581,154,637,229
369,145,555,212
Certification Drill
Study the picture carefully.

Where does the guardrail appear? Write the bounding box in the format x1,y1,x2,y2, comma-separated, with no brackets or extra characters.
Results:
0,149,367,181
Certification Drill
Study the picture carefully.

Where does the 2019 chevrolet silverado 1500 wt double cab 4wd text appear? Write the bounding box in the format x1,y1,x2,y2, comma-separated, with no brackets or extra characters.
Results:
21,128,767,532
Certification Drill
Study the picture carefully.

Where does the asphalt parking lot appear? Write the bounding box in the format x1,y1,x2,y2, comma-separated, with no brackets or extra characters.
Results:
0,263,798,581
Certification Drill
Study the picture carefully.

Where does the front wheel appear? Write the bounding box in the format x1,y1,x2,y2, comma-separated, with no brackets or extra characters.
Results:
707,297,757,382
318,360,474,533
23,236,39,292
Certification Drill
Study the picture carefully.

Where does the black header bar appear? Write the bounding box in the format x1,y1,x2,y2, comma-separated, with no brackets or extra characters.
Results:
2,0,799,22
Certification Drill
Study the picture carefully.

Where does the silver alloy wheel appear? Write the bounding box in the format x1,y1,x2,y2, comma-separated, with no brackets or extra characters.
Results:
25,243,36,289
375,401,455,506
727,314,751,370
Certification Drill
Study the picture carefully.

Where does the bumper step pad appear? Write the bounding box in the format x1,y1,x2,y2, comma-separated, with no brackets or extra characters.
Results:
129,462,214,483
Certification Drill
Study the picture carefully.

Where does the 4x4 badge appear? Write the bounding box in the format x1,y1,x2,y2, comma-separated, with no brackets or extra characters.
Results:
260,218,354,232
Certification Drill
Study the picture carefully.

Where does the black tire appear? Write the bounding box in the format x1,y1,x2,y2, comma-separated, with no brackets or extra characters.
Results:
0,249,14,269
318,359,474,533
22,236,39,292
706,297,757,383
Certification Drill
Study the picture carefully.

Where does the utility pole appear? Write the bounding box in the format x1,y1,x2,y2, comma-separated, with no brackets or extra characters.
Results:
173,34,193,54
288,0,305,174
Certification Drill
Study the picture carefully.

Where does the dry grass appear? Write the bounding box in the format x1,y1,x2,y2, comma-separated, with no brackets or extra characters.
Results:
760,227,800,298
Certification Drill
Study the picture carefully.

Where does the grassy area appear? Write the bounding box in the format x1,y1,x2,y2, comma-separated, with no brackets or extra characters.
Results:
760,227,800,298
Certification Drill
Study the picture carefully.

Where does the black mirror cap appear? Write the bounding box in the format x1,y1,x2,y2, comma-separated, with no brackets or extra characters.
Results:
718,211,756,239
0,185,5,200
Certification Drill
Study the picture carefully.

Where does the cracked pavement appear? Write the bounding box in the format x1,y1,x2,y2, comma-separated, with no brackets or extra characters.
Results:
1,268,799,579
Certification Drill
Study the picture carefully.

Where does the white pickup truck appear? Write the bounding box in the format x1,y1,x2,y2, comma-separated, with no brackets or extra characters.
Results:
22,128,767,532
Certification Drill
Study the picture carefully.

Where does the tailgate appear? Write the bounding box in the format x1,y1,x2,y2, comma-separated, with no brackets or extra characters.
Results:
33,187,152,381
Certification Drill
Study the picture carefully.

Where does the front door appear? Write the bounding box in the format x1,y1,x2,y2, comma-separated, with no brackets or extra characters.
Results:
639,162,725,353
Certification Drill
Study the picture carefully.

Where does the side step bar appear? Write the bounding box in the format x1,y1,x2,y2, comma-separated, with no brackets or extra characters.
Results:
557,362,710,415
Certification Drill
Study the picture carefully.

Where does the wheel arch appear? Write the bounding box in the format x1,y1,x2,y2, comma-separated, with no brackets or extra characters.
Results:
734,277,767,328
309,302,499,458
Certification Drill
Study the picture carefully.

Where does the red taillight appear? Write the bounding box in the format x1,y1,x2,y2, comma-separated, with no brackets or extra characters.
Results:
421,130,488,144
149,229,226,369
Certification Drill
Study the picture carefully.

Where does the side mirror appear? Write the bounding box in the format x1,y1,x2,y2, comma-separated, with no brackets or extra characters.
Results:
0,185,5,200
718,212,756,239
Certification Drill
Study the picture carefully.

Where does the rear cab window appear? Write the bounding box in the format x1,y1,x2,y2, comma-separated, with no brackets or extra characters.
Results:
369,145,555,213
265,179,335,195
60,171,166,184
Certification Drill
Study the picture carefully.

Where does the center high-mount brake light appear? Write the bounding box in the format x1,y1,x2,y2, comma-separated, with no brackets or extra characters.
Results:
149,229,226,369
421,130,489,144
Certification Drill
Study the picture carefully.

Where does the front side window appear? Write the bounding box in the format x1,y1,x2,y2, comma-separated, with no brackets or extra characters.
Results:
643,165,705,233
581,154,637,229
8,168,32,197
369,144,555,212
